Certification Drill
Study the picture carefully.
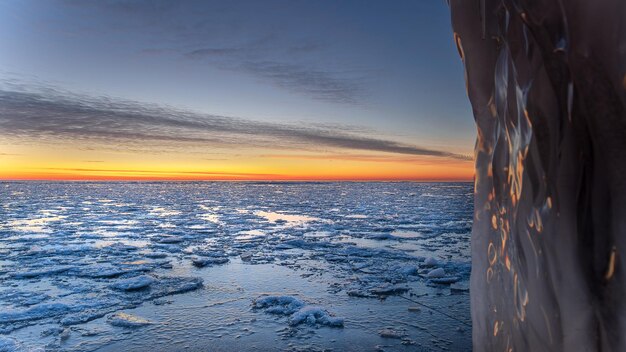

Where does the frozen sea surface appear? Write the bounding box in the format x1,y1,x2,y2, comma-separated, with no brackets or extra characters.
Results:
0,182,472,351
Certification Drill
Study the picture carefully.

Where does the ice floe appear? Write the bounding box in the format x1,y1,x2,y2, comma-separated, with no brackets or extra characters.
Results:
107,312,152,327
0,336,42,352
289,306,344,327
378,328,406,339
0,303,71,324
110,275,155,291
253,295,343,328
0,181,472,350
253,295,305,315
10,266,73,279
423,257,440,267
192,256,229,267
426,268,446,278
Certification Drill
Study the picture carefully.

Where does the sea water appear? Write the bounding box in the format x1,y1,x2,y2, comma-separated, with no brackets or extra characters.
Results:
0,182,472,351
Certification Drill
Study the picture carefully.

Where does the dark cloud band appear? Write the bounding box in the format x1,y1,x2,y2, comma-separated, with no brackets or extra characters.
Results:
0,81,470,161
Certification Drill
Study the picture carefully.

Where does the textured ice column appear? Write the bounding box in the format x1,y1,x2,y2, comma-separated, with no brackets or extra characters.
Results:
449,0,626,350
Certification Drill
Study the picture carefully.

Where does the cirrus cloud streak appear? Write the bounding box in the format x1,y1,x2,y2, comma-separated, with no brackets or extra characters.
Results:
0,80,470,161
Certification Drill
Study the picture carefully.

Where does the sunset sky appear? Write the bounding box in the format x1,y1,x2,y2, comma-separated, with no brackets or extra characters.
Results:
0,0,474,181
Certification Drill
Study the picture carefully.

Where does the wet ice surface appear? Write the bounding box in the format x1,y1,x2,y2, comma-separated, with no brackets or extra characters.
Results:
0,182,472,351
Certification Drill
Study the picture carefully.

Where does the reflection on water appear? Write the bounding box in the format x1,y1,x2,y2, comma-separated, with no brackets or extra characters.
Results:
235,230,266,242
198,213,220,223
345,214,368,219
93,239,151,249
148,207,182,217
391,230,422,239
254,210,320,225
6,216,67,233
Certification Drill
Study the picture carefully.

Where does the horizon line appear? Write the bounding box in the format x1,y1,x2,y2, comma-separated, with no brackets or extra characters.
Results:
0,177,474,183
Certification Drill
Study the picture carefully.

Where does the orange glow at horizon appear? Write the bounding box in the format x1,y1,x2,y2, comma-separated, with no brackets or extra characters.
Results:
0,140,474,182
0,170,474,182
0,163,474,181
0,156,473,182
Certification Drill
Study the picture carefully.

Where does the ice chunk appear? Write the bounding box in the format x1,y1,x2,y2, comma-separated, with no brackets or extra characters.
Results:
154,277,203,295
191,256,229,267
276,239,310,249
430,276,460,284
10,266,73,279
253,295,305,315
77,266,127,278
423,257,440,267
426,268,445,278
289,306,344,327
144,252,168,259
40,326,64,337
450,282,470,292
0,303,70,324
369,284,410,296
61,310,111,326
346,290,373,298
156,236,184,244
111,275,155,291
240,251,254,261
253,295,343,328
0,336,38,352
395,265,419,276
0,290,49,306
366,233,396,240
378,328,405,339
155,260,173,269
107,312,152,327
0,336,19,352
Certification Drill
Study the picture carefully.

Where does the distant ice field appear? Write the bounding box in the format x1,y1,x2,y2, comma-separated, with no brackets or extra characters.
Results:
0,182,473,351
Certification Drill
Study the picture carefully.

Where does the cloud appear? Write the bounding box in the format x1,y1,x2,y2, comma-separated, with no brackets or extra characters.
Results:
140,48,176,56
41,167,279,178
0,80,468,160
179,48,367,104
263,153,473,163
184,48,241,59
239,61,365,104
53,0,371,105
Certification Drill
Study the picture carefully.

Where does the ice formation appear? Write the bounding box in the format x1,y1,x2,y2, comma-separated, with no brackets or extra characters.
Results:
0,336,42,352
0,182,472,350
106,312,152,327
288,306,344,327
450,0,626,349
110,275,155,291
253,295,344,327
426,268,446,278
253,295,305,315
191,256,230,267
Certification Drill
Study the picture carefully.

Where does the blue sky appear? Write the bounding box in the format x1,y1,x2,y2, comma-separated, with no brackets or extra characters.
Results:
0,0,475,180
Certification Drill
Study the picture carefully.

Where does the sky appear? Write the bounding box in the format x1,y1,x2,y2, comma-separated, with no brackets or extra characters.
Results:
0,0,475,181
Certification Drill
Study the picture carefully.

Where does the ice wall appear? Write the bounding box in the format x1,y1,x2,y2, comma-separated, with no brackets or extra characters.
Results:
449,0,626,350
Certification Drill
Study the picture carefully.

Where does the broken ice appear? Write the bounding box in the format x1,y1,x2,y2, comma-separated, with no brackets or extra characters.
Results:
0,182,472,351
